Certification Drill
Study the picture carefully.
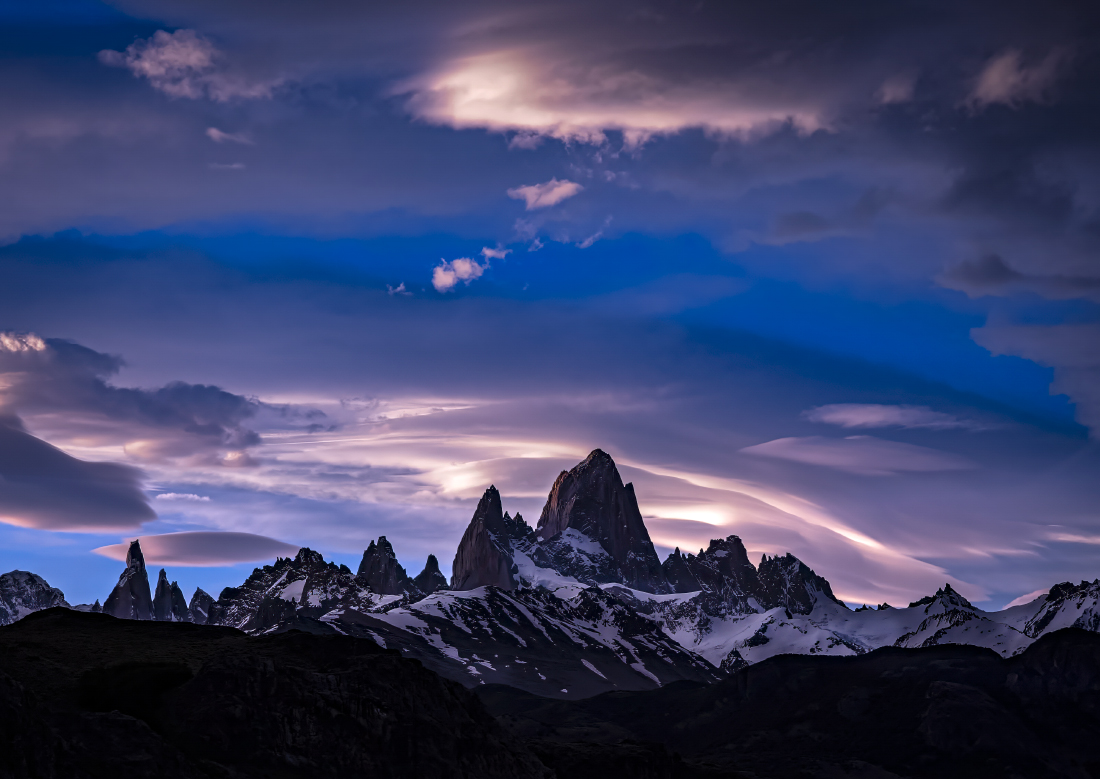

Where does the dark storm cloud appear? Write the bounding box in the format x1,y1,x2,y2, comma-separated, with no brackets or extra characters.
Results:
0,414,154,531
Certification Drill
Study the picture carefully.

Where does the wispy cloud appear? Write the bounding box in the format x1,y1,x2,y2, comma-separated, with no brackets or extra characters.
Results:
740,435,976,475
1003,588,1048,609
99,29,280,102
206,127,253,144
966,48,1069,111
507,179,583,210
154,492,211,502
804,404,995,431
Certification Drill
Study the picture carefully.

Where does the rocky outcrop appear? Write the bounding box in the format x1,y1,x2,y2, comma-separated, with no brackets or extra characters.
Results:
757,552,844,614
102,539,154,620
451,486,532,591
661,548,701,593
663,536,770,616
153,569,192,622
188,587,215,625
413,554,449,595
536,449,669,593
0,571,68,626
357,536,415,596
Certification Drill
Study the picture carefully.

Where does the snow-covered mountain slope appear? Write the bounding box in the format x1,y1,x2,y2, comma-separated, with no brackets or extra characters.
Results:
328,584,720,699
646,581,1093,669
0,570,68,626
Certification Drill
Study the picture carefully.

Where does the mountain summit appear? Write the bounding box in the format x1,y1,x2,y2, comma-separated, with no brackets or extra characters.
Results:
536,449,670,593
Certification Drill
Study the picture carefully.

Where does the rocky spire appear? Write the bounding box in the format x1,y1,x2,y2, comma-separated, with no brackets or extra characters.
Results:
451,486,520,591
536,449,669,593
189,588,215,625
102,540,154,620
91,599,101,613
413,554,449,595
357,536,415,595
153,569,191,622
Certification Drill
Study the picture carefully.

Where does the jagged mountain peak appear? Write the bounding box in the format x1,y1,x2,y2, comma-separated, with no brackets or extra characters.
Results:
908,583,973,611
295,547,325,566
125,539,145,568
536,449,669,593
153,568,191,622
413,553,449,595
102,539,153,620
0,570,69,626
452,486,522,591
757,551,845,614
358,535,416,596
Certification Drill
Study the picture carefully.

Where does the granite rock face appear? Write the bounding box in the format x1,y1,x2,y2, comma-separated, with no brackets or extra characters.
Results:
451,486,531,591
0,570,69,626
102,539,154,620
536,449,670,593
153,569,192,622
413,554,449,595
357,536,415,596
188,588,215,625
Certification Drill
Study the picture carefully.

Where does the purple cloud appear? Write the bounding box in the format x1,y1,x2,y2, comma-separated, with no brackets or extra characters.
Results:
0,415,154,532
803,404,996,431
93,531,299,567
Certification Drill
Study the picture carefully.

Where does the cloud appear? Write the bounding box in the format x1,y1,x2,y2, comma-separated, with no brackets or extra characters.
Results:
973,323,1100,435
740,436,976,475
99,29,279,102
804,404,995,431
1003,588,1048,609
93,531,299,567
876,73,916,104
206,127,253,144
939,254,1100,302
399,47,828,147
481,246,511,260
0,330,323,463
209,162,246,170
507,179,583,210
387,282,411,296
432,257,488,292
966,48,1068,110
0,414,155,532
154,493,211,502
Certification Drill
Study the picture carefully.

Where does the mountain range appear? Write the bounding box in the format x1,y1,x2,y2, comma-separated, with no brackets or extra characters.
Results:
3,448,1099,699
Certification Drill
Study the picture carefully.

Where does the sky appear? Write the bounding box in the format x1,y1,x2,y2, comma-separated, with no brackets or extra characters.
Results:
0,0,1098,610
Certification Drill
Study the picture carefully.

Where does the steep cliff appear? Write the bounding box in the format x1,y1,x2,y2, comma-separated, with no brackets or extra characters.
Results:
451,486,532,591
